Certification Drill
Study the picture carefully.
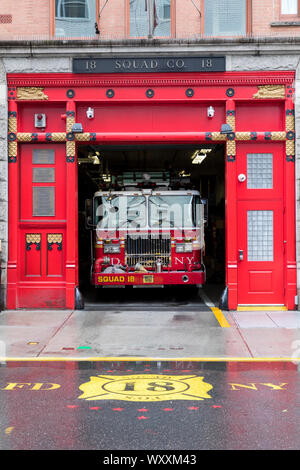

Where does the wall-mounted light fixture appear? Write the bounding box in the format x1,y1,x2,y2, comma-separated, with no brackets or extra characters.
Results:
207,106,215,118
71,123,83,133
220,123,233,134
86,107,94,119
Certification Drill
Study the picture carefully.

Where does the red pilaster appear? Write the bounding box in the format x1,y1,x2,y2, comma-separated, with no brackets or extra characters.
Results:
284,99,296,310
225,99,238,310
65,100,77,309
7,100,18,309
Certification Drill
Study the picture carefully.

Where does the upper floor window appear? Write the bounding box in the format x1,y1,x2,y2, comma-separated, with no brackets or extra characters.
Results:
55,0,97,37
281,0,298,15
129,0,172,37
204,0,247,36
56,0,89,18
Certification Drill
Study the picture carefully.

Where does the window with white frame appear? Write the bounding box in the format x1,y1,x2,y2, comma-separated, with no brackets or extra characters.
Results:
55,0,96,37
204,0,247,36
281,0,298,14
129,0,171,37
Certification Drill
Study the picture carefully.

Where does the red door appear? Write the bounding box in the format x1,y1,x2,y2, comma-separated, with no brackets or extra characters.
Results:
18,144,67,308
236,143,285,305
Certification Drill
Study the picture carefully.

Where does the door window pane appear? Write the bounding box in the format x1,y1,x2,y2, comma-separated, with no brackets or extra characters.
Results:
247,211,273,261
57,0,88,17
129,0,148,36
130,0,171,37
55,0,96,37
247,153,273,189
154,0,171,37
205,0,246,36
281,0,297,14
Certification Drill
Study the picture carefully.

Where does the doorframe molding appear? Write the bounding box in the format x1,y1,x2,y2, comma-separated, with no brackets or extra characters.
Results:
6,71,296,309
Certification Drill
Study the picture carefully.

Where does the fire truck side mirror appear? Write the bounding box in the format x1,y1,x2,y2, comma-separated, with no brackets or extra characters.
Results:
85,199,94,229
201,199,208,224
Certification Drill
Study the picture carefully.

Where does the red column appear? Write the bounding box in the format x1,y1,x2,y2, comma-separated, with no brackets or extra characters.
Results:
225,99,238,310
284,99,296,310
7,100,18,309
65,101,77,309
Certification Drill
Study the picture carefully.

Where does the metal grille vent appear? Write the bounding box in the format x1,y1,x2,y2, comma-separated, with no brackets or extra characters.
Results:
126,234,171,267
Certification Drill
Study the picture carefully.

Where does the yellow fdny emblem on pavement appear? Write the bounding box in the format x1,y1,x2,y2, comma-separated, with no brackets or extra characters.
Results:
78,375,213,402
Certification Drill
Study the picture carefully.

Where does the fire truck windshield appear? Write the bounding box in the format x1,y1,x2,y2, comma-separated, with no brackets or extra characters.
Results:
149,195,199,228
95,196,147,229
94,194,201,229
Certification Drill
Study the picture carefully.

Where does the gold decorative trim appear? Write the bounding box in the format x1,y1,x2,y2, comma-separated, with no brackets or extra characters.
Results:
26,234,41,244
8,141,17,155
75,133,92,141
253,85,285,99
286,140,295,155
66,117,75,133
66,140,75,155
286,115,295,132
47,234,62,244
16,133,66,142
51,133,67,142
8,117,17,133
235,132,251,141
17,87,48,100
226,115,235,130
17,133,32,142
212,132,227,141
271,132,286,141
226,140,236,155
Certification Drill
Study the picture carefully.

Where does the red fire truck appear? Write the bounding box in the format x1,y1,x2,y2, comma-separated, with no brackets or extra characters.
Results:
85,172,206,288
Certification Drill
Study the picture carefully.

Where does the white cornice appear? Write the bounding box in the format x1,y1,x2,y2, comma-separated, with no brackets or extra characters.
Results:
1,38,300,57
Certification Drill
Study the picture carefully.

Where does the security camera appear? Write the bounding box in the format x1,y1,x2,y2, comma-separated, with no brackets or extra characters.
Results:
86,107,94,119
207,106,215,118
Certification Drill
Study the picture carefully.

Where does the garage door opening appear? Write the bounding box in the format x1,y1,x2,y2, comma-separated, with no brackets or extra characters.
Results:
77,143,225,307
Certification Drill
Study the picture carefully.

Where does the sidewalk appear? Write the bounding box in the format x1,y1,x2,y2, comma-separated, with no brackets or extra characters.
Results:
0,305,299,360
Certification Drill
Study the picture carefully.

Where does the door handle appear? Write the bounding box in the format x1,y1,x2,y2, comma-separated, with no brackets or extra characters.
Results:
239,249,244,261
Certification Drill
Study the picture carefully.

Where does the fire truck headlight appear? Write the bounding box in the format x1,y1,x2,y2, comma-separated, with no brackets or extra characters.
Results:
184,243,193,252
175,244,185,253
104,244,121,254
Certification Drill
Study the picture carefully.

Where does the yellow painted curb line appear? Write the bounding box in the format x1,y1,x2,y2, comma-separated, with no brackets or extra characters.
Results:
1,357,299,362
237,306,288,311
211,307,231,328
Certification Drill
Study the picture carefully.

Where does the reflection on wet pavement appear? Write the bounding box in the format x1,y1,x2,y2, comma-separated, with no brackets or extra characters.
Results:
0,360,299,450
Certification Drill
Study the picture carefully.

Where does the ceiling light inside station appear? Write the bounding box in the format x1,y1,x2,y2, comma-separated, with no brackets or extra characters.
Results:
102,174,111,182
191,148,212,165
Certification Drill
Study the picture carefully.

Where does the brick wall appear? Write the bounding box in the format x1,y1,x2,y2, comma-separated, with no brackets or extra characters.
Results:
0,0,300,40
252,0,300,37
175,0,200,38
98,0,126,38
0,0,50,40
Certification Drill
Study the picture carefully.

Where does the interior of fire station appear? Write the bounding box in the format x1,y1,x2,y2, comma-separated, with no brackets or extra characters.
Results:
77,143,225,306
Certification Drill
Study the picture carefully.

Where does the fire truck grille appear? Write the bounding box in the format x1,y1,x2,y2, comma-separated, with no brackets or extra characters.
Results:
126,235,171,267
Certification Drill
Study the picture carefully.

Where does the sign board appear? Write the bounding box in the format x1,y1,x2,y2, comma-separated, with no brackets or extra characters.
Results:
73,56,226,74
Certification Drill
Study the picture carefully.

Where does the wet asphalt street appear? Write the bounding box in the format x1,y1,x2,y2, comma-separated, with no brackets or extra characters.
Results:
0,360,299,451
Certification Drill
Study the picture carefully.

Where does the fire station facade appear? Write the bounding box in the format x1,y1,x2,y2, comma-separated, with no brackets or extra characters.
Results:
0,38,299,311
